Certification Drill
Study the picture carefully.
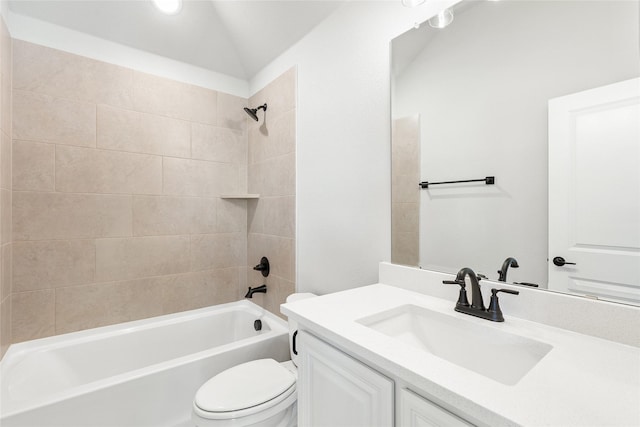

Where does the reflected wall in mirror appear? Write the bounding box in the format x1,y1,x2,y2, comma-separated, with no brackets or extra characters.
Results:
391,0,640,305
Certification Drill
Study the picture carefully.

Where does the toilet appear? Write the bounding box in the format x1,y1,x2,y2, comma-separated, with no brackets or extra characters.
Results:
192,293,316,427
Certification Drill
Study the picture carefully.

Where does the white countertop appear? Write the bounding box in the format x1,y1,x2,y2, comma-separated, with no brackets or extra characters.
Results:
281,284,640,427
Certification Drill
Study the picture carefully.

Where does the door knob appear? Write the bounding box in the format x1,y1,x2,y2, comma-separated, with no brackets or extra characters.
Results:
553,256,576,267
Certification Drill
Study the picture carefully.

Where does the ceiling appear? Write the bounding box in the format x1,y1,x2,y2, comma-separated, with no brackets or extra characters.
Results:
9,0,346,80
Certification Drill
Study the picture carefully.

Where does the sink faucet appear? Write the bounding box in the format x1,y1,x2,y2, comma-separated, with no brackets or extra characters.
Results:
497,257,519,282
443,267,519,322
444,267,485,310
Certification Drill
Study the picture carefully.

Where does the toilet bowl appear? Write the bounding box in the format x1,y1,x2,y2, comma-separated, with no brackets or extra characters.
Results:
192,293,316,427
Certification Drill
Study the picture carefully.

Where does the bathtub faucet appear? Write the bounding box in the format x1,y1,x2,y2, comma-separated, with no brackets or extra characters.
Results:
245,284,267,298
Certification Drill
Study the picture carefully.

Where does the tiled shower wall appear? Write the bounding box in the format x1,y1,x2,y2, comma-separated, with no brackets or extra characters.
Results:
0,17,12,358
9,40,253,342
391,115,419,267
246,68,296,317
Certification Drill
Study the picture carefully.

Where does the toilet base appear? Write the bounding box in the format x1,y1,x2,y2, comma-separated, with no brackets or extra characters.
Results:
192,398,297,427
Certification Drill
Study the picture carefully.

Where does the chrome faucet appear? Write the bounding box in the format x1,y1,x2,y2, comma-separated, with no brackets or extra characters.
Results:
497,257,519,282
443,267,519,322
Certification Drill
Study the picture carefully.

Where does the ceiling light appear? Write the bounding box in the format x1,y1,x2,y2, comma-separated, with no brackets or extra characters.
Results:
401,0,426,7
428,9,454,29
152,0,182,15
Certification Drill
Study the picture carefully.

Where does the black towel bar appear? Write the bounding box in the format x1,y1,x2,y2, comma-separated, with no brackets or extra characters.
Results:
419,176,495,189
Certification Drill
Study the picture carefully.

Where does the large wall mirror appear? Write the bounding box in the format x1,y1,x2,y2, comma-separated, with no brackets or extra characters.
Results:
391,0,640,305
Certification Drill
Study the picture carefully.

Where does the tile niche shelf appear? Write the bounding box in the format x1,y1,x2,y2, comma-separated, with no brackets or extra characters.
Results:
220,194,260,199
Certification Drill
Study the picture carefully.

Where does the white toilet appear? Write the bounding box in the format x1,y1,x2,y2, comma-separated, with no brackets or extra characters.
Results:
192,293,315,427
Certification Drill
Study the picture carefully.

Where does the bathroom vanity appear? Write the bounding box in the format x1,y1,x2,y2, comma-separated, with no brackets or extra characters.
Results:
281,272,640,426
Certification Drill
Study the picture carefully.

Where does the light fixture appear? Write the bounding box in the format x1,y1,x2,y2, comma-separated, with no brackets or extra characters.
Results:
152,0,182,15
401,0,426,7
428,8,454,29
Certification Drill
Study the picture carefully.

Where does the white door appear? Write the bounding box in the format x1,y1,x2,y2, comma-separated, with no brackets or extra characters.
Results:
548,78,640,304
298,331,394,427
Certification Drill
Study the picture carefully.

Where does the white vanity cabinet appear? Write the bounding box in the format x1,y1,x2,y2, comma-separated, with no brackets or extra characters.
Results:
297,331,394,427
399,388,473,427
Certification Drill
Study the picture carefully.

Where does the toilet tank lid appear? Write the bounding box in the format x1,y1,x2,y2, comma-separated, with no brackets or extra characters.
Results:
194,359,295,413
286,293,317,303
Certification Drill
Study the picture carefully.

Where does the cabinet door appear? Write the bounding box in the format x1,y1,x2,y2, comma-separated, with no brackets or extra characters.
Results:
400,388,473,427
298,331,394,427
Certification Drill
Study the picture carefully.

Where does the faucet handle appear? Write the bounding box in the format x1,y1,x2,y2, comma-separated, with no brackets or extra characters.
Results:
443,279,470,308
494,288,519,296
477,273,488,280
487,288,519,322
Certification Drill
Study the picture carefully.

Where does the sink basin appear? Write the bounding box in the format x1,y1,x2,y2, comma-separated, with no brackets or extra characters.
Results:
357,305,553,386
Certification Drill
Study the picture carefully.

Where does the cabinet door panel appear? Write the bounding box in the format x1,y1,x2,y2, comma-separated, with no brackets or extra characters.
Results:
400,388,473,427
298,331,394,427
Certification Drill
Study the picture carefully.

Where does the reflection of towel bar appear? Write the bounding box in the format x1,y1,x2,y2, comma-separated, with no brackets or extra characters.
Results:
419,176,495,189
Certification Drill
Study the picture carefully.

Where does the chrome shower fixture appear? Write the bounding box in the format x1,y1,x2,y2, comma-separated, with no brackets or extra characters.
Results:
244,103,268,121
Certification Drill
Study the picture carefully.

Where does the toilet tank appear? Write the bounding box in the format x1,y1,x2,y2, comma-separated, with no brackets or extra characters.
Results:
285,293,316,366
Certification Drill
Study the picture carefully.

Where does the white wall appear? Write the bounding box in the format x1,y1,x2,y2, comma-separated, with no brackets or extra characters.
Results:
251,1,459,295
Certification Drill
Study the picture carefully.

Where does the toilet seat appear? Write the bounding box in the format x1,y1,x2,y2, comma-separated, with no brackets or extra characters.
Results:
194,359,296,421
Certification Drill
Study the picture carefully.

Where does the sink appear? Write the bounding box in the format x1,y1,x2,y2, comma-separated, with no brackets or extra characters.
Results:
357,305,553,386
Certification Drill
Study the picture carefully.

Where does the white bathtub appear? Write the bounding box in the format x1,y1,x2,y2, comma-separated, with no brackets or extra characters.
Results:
0,300,290,427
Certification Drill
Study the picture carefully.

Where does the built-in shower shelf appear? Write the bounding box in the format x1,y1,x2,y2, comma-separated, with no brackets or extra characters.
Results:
220,194,260,199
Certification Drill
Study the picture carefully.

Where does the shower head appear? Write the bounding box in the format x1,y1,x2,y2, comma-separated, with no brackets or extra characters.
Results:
244,103,267,122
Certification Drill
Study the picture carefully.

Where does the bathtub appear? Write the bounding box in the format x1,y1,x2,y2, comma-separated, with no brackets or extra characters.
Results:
0,300,290,427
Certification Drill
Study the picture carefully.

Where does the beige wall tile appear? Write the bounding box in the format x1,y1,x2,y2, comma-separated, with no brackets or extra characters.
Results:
392,202,419,234
13,90,96,147
13,240,95,292
55,278,166,334
392,173,419,204
12,140,54,191
249,66,296,122
13,192,132,240
263,277,295,320
1,188,10,245
262,196,295,238
13,40,134,109
1,60,11,136
1,244,11,301
248,234,294,282
192,197,218,235
191,123,245,164
392,115,420,179
163,157,239,197
249,109,295,165
132,72,217,124
191,233,246,271
217,199,247,233
0,295,10,357
133,195,199,236
56,145,162,195
1,18,11,80
1,131,10,189
95,235,190,282
248,153,295,197
161,268,239,314
247,199,263,235
97,105,191,158
218,92,247,132
391,231,419,267
11,289,55,343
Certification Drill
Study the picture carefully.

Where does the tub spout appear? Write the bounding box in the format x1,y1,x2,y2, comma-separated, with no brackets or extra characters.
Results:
245,284,267,298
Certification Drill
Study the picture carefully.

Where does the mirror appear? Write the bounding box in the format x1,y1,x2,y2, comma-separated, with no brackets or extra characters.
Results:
391,0,640,305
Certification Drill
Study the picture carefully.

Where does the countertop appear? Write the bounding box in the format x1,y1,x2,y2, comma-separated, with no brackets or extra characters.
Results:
281,284,640,427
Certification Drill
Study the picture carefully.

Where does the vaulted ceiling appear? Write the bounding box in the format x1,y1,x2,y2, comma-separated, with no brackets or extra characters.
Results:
9,0,346,79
